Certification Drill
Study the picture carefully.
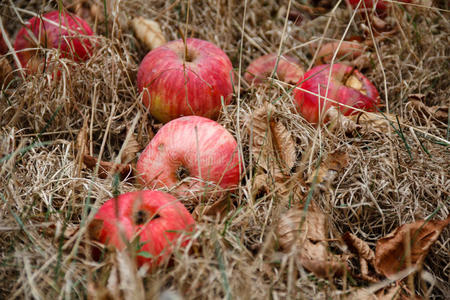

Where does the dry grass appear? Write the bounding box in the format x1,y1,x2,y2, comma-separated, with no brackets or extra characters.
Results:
1,0,449,299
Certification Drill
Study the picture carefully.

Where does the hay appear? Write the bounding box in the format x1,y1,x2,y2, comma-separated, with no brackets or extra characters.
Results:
1,0,449,298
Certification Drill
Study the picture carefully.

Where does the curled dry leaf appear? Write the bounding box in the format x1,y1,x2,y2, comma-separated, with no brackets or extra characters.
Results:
120,126,141,164
342,232,375,263
307,150,349,191
348,285,405,300
0,56,13,86
348,112,399,134
330,109,399,135
374,216,450,279
276,204,347,278
131,17,166,50
342,232,378,282
407,100,448,124
83,154,133,180
192,196,232,220
252,171,299,203
248,103,296,175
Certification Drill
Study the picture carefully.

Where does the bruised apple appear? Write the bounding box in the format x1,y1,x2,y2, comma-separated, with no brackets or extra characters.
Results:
293,64,380,124
244,53,304,85
91,190,195,268
137,38,234,123
136,116,241,197
14,11,95,72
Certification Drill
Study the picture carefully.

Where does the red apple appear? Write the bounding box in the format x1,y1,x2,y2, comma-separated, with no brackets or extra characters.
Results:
14,11,94,72
136,116,241,197
137,38,234,123
92,190,195,269
244,53,304,85
293,64,380,124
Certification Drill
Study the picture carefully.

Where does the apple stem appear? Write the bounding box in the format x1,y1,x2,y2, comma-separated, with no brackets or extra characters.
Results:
176,26,189,65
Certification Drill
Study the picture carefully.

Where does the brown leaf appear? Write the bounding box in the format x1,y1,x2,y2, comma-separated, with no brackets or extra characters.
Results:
374,216,450,278
87,281,115,300
276,204,347,278
349,112,399,134
251,171,300,204
0,56,13,86
407,100,448,124
348,285,402,300
307,150,349,191
342,232,375,263
269,120,296,173
193,196,232,220
248,103,296,174
83,154,133,180
131,17,166,50
120,126,141,164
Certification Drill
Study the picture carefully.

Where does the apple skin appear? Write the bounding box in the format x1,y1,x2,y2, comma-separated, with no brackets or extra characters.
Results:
293,64,380,124
136,116,241,196
244,53,304,85
92,190,195,268
14,11,94,72
137,38,234,123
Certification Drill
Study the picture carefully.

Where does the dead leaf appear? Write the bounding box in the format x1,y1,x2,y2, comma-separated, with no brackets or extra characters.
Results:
0,56,13,86
342,232,378,282
348,112,399,134
87,281,115,300
83,154,133,180
407,100,448,124
251,171,298,203
192,196,232,220
120,126,141,164
269,121,296,173
276,204,347,278
248,103,296,175
307,150,349,191
342,232,375,263
131,17,166,50
374,216,450,279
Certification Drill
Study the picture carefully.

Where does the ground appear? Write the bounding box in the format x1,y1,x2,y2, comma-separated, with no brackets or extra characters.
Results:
0,0,449,299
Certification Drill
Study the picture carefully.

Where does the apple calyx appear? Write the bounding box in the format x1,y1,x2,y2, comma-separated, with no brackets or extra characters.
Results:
176,165,190,181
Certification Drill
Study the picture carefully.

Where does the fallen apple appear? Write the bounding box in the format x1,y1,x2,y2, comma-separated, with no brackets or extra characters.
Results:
293,64,380,124
136,116,241,197
91,190,195,269
14,10,95,72
137,38,234,123
244,53,304,85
